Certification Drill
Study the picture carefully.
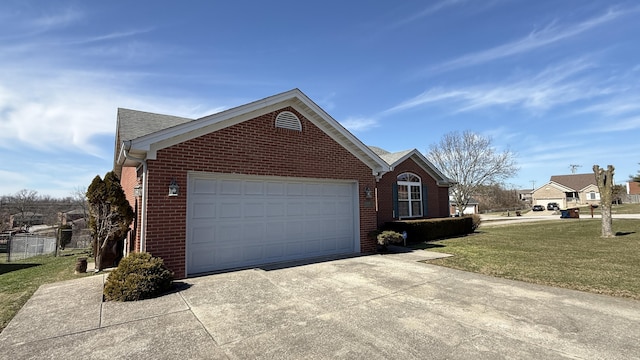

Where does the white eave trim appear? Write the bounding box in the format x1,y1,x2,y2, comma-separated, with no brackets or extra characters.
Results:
389,150,453,186
122,89,391,175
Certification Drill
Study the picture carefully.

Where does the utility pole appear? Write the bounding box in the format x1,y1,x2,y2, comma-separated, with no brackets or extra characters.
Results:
569,164,582,174
530,180,536,190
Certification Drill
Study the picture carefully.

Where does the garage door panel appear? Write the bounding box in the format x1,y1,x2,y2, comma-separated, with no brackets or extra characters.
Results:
287,202,304,216
266,202,285,217
219,203,242,218
191,225,215,244
187,174,358,274
242,223,264,241
264,243,285,259
265,222,285,240
305,183,323,196
266,182,284,196
287,183,303,196
244,181,264,195
192,178,217,194
306,201,323,216
244,202,265,217
193,202,216,219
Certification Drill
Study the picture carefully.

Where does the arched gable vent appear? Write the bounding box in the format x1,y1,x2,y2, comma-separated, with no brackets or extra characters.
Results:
275,111,302,131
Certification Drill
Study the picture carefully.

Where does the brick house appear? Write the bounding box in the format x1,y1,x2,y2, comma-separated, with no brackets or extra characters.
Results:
114,89,451,278
532,173,600,209
369,147,453,226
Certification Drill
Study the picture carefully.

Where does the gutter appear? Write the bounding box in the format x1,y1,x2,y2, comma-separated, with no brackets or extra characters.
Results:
122,140,148,253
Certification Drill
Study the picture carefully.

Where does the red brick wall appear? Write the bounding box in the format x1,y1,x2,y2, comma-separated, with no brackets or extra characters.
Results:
142,107,377,278
376,157,450,227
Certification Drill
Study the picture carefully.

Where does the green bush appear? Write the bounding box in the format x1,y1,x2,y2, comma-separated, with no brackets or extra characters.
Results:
383,217,474,243
377,231,405,246
469,214,482,231
103,252,174,301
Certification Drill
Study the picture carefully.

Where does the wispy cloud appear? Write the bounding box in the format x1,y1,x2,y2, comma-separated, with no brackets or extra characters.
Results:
340,116,379,132
428,6,633,73
29,7,83,29
385,58,616,114
65,28,155,45
581,116,640,134
390,0,468,29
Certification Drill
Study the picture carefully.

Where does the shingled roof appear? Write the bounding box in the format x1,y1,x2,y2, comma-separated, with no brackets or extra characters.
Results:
367,146,453,186
114,108,194,175
117,108,194,142
550,173,597,191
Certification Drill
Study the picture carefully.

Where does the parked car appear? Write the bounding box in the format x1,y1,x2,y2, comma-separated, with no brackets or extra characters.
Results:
532,205,545,211
547,202,559,210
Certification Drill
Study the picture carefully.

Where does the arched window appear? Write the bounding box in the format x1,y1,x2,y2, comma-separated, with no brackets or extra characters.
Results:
395,172,424,218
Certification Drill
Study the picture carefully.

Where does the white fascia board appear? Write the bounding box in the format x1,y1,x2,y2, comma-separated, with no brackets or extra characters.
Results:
534,181,575,193
129,90,302,157
291,93,391,175
126,88,391,176
391,150,453,186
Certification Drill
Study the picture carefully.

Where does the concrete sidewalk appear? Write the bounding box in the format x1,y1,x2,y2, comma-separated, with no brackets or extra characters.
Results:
1,250,639,359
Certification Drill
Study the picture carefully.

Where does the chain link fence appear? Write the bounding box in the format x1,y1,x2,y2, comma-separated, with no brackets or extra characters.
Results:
0,229,92,262
5,234,56,261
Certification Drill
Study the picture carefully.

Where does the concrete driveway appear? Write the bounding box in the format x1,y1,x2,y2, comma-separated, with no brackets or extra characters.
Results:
1,251,639,359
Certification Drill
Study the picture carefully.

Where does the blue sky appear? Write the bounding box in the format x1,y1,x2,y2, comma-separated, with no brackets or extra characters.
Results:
1,0,639,197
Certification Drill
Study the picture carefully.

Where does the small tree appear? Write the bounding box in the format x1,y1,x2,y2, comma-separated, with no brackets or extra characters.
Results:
87,172,134,271
593,165,615,238
427,131,519,213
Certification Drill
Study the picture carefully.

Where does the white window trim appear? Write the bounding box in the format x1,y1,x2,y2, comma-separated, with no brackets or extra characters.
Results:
397,172,423,219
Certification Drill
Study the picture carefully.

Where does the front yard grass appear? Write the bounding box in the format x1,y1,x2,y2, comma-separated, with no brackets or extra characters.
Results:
413,219,640,300
0,250,92,333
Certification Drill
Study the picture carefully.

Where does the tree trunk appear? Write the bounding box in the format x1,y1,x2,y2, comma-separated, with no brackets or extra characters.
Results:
593,165,615,238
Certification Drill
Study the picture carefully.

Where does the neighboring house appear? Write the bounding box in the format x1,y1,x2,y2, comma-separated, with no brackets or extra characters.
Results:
9,212,44,228
449,197,479,216
114,89,453,278
57,209,87,225
626,181,640,203
517,189,533,205
532,173,600,209
370,147,453,226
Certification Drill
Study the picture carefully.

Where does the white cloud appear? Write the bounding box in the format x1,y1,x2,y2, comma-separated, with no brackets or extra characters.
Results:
429,6,633,73
385,58,619,114
391,0,468,28
29,8,83,29
340,116,379,132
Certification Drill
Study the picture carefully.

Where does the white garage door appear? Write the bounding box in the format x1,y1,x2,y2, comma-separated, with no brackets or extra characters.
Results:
186,173,359,275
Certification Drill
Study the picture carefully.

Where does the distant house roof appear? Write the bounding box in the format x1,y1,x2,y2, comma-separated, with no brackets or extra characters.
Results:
549,173,597,192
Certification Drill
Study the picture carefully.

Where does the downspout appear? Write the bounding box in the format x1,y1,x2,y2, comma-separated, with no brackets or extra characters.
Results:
122,140,148,253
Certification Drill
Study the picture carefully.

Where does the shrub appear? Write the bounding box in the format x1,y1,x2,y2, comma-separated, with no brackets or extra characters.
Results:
383,217,474,243
469,214,482,231
377,231,405,246
103,252,174,301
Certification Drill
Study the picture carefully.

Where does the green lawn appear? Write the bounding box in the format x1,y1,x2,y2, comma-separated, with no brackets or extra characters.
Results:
413,218,640,300
0,250,93,333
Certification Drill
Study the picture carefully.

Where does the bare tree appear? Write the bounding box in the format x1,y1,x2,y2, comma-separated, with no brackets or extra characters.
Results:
427,131,519,214
9,189,39,229
593,165,615,238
